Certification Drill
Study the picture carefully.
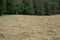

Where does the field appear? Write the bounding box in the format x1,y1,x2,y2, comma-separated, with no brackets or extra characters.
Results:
0,15,60,40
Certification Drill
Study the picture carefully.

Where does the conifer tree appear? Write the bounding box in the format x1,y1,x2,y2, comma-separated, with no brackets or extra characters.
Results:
6,0,23,15
22,0,34,15
33,0,45,15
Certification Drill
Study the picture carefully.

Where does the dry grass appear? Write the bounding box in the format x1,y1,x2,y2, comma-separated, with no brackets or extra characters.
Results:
0,15,60,40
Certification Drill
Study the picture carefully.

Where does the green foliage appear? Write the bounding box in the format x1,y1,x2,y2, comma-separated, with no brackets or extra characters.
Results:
22,0,34,15
0,0,6,15
33,0,45,15
0,0,60,16
6,0,23,15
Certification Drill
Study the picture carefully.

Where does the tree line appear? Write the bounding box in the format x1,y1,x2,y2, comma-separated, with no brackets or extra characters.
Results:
0,0,60,16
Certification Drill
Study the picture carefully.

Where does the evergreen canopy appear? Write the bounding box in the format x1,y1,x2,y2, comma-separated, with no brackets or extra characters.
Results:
0,0,60,16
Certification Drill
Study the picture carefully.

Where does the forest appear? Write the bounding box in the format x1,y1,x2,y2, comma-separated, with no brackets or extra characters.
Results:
0,0,60,16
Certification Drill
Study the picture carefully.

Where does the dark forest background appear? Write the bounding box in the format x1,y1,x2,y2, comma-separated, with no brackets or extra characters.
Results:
0,0,60,16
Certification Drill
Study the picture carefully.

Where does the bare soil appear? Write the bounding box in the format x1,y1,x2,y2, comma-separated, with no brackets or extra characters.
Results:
0,15,60,40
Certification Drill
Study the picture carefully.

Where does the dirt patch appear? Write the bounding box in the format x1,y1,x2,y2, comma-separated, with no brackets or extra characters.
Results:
0,15,60,40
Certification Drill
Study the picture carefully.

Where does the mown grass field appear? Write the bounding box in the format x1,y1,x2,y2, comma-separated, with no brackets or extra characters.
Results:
0,15,60,40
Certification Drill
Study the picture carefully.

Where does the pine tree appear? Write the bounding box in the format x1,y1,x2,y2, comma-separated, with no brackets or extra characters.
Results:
13,0,23,15
22,0,34,15
33,0,45,15
0,0,60,15
57,0,60,13
0,0,6,15
48,1,59,15
6,0,23,15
